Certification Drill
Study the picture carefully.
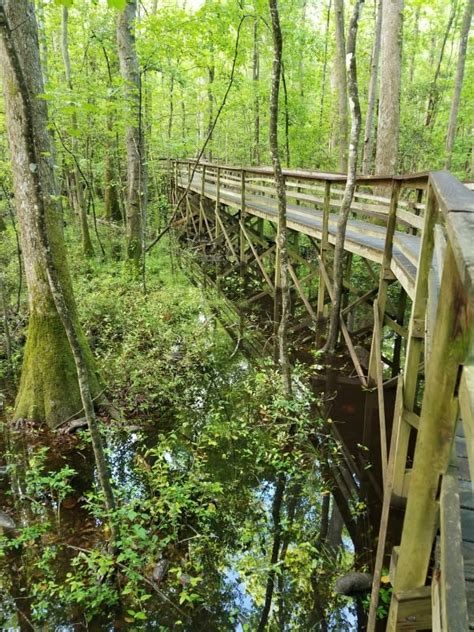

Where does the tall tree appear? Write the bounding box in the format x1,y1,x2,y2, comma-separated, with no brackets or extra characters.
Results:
318,0,332,137
445,0,473,170
0,0,100,427
101,41,123,223
333,0,348,171
375,0,403,175
61,6,94,256
252,16,260,165
117,0,146,268
257,1,293,629
0,0,117,541
424,1,458,129
362,0,382,174
207,61,215,161
325,0,364,352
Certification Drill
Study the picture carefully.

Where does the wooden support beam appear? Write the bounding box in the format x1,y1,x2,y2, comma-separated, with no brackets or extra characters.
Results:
240,220,275,293
386,586,432,631
215,166,221,240
368,377,405,631
317,181,331,328
373,302,388,486
318,256,368,386
392,243,470,596
367,182,401,386
288,263,318,322
216,210,239,262
199,165,206,233
240,170,246,266
391,184,437,499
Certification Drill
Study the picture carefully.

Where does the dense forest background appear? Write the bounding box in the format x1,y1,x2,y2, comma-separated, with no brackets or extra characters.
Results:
1,0,472,191
0,0,472,629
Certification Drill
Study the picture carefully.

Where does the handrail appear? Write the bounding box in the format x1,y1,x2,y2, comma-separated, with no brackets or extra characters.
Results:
174,157,430,187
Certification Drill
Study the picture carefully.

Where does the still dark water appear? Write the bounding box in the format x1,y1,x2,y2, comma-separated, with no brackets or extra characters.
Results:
0,361,390,630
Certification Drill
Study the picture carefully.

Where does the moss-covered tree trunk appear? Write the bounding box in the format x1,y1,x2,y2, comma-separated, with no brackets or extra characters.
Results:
0,0,100,427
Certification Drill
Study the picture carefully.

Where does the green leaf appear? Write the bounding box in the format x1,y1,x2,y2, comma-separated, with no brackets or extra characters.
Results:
54,0,74,7
107,0,127,9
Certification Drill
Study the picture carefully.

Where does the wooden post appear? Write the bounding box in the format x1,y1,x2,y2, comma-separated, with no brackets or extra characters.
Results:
367,180,400,385
199,165,206,235
391,184,437,498
368,184,437,631
316,180,330,344
240,169,246,266
390,243,469,597
215,166,221,241
173,160,178,203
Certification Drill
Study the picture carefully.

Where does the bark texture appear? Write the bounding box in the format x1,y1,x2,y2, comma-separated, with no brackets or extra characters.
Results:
326,0,364,352
252,17,260,165
375,0,403,175
333,0,348,171
445,0,473,169
0,0,100,427
362,0,382,174
117,0,145,267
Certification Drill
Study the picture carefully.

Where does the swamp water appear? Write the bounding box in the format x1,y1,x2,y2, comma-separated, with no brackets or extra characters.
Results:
0,368,381,631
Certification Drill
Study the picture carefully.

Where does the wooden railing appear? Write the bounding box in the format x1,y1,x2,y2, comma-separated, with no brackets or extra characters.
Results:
169,158,474,630
380,172,474,631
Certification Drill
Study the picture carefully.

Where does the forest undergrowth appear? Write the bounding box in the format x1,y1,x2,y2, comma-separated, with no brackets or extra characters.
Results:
0,222,358,630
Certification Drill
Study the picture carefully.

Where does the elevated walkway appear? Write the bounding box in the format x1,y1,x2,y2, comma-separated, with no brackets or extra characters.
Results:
170,159,474,631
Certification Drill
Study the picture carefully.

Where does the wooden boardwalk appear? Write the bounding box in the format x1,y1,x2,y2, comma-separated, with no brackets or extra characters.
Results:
171,159,474,631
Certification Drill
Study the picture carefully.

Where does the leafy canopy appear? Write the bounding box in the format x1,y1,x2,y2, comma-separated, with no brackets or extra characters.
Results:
54,0,127,9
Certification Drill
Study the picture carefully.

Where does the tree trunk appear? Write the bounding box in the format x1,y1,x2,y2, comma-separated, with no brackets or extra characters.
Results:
101,41,122,224
425,2,457,129
362,0,382,174
333,0,348,172
36,0,49,86
104,143,122,222
408,7,420,86
445,0,473,169
117,0,145,268
318,0,332,139
257,3,292,628
281,64,290,168
252,17,260,165
298,0,307,97
61,7,94,257
0,0,117,539
374,0,403,175
168,73,174,141
325,0,364,352
207,63,214,161
0,0,100,428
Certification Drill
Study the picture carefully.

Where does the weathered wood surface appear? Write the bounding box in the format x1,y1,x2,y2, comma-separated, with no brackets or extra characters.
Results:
178,169,421,299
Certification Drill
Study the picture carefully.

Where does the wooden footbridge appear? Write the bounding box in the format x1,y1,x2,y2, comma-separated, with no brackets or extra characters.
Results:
166,158,474,630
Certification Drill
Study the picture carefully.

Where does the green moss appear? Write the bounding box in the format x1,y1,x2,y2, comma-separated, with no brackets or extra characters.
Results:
14,309,100,428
